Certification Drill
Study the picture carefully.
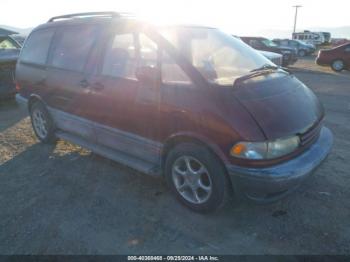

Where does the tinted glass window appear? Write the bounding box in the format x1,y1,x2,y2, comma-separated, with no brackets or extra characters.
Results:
162,51,191,84
0,38,18,49
345,45,350,52
102,33,137,79
20,29,54,64
249,39,261,48
51,26,98,71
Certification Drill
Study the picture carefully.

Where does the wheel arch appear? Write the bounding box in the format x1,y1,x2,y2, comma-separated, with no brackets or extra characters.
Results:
161,132,230,175
28,94,47,112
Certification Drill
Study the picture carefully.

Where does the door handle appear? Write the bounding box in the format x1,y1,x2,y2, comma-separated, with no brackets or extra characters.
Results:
91,82,105,91
79,79,89,88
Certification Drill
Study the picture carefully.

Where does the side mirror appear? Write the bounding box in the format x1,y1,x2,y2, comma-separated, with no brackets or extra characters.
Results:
135,66,160,84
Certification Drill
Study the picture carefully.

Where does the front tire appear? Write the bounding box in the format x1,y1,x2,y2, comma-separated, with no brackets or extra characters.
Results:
165,143,231,213
30,102,57,144
331,59,345,72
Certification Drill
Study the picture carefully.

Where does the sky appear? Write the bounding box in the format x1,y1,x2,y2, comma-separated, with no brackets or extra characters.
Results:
1,0,350,37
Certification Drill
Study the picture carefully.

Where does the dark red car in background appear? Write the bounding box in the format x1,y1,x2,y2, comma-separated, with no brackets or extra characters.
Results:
316,43,350,72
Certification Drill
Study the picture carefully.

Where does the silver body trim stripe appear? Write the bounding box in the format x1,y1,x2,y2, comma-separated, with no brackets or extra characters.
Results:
48,107,163,165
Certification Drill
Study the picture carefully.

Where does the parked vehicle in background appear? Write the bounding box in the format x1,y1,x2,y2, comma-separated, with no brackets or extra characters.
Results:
293,31,325,46
233,35,282,66
316,43,350,72
0,35,21,99
259,50,283,66
273,39,315,57
321,32,331,44
16,12,333,212
331,38,350,47
240,36,297,66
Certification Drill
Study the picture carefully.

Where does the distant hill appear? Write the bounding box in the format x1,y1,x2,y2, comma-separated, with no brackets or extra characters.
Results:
0,25,33,36
248,26,350,39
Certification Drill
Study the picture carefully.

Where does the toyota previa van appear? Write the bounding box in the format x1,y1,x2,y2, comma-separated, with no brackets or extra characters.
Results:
16,12,333,212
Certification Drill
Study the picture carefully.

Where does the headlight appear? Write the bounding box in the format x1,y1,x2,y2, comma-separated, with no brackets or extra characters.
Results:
230,136,300,160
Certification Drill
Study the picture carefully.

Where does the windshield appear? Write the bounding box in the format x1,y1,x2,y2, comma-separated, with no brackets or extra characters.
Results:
295,40,305,45
261,39,278,47
159,27,273,85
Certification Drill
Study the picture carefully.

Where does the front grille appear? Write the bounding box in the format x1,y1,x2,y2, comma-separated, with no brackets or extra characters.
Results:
299,121,323,147
272,57,282,66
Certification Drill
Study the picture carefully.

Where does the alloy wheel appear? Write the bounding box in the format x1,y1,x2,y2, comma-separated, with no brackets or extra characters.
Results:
32,109,48,139
171,156,212,204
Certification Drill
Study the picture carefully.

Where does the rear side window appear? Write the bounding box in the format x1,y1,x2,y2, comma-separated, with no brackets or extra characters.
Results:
51,26,98,71
20,29,54,65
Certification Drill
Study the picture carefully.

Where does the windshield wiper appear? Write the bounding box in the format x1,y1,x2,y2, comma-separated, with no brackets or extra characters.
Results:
250,64,279,72
233,65,290,87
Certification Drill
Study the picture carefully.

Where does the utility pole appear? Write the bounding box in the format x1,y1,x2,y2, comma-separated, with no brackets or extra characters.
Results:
292,5,302,34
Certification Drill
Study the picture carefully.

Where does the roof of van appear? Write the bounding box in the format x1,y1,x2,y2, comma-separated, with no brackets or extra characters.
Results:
33,12,136,31
33,12,217,32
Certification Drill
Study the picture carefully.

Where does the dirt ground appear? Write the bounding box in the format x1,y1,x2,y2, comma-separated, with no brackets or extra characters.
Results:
0,57,349,255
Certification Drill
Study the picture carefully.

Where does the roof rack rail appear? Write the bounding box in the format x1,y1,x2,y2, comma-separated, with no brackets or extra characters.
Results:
48,12,132,22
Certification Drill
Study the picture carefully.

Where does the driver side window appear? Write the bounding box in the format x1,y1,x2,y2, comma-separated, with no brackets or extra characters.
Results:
139,33,158,67
161,51,192,85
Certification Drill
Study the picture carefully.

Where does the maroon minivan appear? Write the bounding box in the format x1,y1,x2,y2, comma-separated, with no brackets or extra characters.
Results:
16,12,333,212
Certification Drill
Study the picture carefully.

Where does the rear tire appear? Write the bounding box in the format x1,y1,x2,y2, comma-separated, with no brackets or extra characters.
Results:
331,59,345,72
298,49,306,57
165,143,231,213
30,102,57,144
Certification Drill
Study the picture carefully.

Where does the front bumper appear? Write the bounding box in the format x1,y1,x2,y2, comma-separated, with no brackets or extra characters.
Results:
227,126,333,203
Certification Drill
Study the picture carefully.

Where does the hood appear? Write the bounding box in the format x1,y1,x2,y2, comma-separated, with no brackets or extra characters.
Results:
269,46,296,55
259,50,282,59
275,46,294,52
232,72,324,140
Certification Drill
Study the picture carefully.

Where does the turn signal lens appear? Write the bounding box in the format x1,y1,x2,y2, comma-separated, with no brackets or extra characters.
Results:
231,143,246,155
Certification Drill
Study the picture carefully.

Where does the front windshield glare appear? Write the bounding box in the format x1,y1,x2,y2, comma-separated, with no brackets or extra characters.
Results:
159,27,273,85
